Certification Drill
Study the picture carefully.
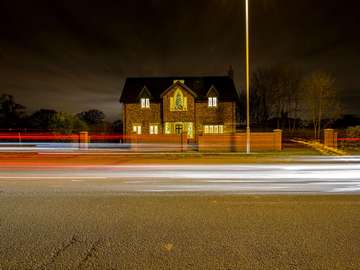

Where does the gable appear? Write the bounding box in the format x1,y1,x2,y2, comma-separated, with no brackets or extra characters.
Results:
137,86,152,99
160,81,197,98
206,85,219,97
119,76,238,103
169,87,188,111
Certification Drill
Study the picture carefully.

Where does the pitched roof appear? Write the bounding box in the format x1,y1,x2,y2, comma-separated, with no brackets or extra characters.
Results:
119,76,238,103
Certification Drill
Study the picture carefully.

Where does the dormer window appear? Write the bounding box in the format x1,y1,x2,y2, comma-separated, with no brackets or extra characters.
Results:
141,98,150,108
207,85,219,108
208,97,217,108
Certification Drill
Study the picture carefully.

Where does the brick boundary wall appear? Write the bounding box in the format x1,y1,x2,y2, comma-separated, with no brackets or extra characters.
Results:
198,130,282,152
129,134,188,152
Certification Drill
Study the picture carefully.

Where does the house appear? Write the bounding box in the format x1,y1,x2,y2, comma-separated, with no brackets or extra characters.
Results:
119,75,238,140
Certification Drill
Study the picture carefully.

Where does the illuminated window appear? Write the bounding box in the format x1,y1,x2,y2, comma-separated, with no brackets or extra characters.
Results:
133,125,141,134
149,125,158,135
141,98,150,108
209,125,214,134
175,92,183,110
165,123,171,134
204,125,209,134
208,97,217,108
170,88,187,111
204,125,224,134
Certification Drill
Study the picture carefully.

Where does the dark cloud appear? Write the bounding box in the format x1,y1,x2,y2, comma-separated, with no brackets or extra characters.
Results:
0,0,359,120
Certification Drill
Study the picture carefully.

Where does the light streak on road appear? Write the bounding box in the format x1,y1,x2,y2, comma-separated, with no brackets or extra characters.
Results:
1,158,360,194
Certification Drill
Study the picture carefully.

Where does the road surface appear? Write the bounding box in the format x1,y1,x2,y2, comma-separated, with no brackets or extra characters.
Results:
1,155,360,269
1,156,360,194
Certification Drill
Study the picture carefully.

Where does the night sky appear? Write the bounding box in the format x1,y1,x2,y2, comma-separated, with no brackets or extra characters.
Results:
0,0,359,120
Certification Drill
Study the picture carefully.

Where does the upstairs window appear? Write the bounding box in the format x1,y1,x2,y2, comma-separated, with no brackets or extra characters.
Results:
141,98,150,108
208,97,217,108
207,85,219,108
170,88,187,111
175,92,183,110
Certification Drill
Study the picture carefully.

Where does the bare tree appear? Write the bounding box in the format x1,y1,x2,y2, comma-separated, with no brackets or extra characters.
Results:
251,66,300,131
300,71,341,140
251,68,278,127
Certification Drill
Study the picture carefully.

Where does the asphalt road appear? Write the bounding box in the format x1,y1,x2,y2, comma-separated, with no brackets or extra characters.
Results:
1,194,360,269
1,156,360,269
1,156,360,194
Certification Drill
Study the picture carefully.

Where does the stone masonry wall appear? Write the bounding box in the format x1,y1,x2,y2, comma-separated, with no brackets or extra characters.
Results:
163,86,195,123
195,101,236,135
124,103,162,135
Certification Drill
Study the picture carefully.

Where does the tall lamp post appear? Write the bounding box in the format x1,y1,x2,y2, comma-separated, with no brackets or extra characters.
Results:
245,0,251,154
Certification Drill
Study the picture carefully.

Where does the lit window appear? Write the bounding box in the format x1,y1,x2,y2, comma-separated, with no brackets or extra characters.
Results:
133,125,141,134
208,97,217,107
149,125,158,135
175,92,183,110
170,88,187,111
209,125,214,134
165,123,171,134
204,125,209,134
141,98,150,108
204,125,224,134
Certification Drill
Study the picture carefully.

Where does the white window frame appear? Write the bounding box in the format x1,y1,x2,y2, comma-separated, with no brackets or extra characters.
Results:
141,98,150,108
133,125,141,134
149,125,158,135
219,125,224,134
213,97,217,107
208,97,218,108
204,125,224,134
209,125,214,134
204,125,209,134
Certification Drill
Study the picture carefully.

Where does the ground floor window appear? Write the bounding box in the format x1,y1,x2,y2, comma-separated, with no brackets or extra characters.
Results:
133,125,141,134
149,125,158,135
204,125,224,134
164,122,194,138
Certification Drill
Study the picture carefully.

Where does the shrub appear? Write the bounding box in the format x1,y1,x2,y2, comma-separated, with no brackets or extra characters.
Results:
346,126,360,138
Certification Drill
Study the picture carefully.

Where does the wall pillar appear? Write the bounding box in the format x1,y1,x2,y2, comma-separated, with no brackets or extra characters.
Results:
273,129,282,151
79,131,89,149
324,129,337,148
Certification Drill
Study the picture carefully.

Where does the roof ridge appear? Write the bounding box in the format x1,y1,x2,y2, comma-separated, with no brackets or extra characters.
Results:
126,75,231,79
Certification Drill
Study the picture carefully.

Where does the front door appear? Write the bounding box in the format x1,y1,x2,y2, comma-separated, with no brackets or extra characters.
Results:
175,124,183,135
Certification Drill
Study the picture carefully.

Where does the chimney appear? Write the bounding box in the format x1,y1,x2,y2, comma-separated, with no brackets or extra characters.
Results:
227,65,234,80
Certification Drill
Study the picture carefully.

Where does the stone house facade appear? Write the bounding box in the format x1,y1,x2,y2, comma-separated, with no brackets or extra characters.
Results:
119,76,238,140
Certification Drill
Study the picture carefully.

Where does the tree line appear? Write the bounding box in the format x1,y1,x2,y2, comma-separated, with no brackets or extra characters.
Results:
1,67,358,139
239,67,347,140
0,94,122,134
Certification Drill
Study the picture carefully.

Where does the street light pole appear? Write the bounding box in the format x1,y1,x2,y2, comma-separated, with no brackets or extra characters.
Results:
245,0,251,154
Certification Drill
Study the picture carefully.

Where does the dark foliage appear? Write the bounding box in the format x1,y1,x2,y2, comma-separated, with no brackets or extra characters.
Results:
0,94,26,128
76,109,105,125
27,109,57,130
